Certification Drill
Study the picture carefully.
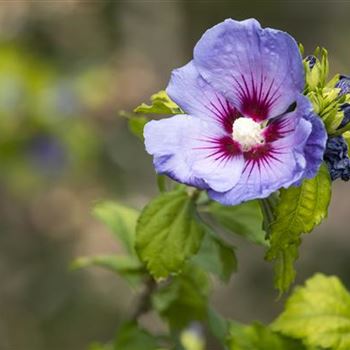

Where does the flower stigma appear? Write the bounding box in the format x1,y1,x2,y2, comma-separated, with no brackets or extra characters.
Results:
231,117,265,151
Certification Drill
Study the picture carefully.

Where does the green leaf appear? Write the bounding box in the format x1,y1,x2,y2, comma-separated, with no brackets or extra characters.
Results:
128,116,148,140
192,230,237,282
272,274,350,350
134,90,182,115
114,321,160,350
70,255,144,286
93,201,139,255
207,307,229,343
272,246,299,295
208,200,267,245
135,188,205,278
266,164,331,292
229,322,306,350
152,265,210,330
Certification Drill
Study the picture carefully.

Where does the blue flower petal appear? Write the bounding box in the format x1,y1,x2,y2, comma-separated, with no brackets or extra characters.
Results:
144,114,245,192
166,61,240,133
193,18,304,120
300,100,328,180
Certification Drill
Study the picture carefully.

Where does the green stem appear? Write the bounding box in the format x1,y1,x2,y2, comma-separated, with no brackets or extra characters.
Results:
259,193,279,238
157,175,167,192
189,188,201,202
131,277,157,321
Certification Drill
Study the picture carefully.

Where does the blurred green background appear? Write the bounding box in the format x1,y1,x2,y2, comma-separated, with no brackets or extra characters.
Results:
1,1,350,349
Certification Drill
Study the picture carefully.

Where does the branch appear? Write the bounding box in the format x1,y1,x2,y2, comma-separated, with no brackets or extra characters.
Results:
131,277,157,321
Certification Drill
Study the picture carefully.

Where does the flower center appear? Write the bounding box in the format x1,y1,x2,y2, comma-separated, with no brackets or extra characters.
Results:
232,117,264,151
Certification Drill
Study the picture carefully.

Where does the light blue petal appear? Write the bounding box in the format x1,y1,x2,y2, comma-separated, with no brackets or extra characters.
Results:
144,114,245,191
166,61,239,132
193,18,304,120
295,95,327,181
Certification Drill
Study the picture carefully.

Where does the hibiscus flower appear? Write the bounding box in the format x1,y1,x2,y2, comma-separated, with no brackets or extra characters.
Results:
144,19,327,205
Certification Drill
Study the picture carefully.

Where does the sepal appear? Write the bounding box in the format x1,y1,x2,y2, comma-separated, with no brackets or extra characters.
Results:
303,47,329,91
134,90,182,115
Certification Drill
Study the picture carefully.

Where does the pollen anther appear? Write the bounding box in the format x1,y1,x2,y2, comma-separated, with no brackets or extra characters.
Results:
232,117,265,151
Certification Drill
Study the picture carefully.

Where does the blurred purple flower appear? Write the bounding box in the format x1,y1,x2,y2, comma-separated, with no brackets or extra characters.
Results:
144,19,327,205
29,135,67,175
